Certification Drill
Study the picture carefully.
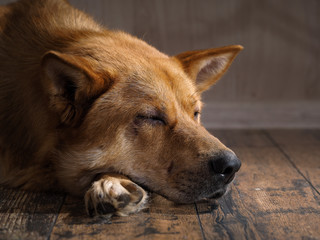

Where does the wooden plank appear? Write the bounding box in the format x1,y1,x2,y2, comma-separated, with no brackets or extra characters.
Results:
3,0,320,126
201,101,320,129
210,129,273,148
197,130,320,240
1,130,319,239
0,186,65,239
266,129,320,193
50,194,203,240
68,0,320,103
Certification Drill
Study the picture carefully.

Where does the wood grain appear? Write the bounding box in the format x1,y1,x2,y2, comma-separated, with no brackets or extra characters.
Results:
197,130,320,240
1,130,319,239
50,194,203,240
0,187,65,239
266,129,320,192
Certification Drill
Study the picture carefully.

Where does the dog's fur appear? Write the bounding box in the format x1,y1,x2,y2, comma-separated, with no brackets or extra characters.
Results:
0,0,242,216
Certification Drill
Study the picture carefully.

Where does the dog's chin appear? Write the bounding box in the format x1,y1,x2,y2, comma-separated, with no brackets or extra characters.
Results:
156,186,229,204
205,188,227,200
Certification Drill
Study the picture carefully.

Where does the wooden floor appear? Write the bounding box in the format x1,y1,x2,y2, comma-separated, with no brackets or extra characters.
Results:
0,130,319,240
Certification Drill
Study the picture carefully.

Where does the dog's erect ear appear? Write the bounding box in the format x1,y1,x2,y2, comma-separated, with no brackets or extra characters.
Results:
175,45,243,93
42,51,111,127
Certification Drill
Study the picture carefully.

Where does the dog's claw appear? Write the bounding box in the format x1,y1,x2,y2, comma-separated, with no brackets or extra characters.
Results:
87,199,95,217
85,175,148,217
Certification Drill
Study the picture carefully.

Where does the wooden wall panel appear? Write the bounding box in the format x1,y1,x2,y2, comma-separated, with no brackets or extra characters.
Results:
1,0,319,127
68,0,320,102
69,0,320,128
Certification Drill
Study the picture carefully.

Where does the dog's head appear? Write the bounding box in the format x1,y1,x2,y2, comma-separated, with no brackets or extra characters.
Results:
41,32,242,202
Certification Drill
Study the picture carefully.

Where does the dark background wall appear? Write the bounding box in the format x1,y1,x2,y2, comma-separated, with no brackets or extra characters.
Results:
2,0,320,128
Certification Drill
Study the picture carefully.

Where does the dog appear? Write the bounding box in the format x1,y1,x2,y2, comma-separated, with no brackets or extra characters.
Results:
0,0,242,217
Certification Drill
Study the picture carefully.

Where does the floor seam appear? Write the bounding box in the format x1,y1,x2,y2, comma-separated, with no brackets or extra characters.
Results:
194,203,207,240
263,130,320,197
46,194,66,240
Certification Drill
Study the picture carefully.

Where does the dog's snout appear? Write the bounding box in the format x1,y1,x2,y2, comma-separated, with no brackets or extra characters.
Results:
209,150,241,183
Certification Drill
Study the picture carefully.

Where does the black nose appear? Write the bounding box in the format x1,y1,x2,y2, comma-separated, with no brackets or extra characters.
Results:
209,150,241,183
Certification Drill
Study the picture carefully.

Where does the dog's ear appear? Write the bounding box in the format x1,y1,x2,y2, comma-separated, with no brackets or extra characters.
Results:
42,51,111,127
175,45,243,93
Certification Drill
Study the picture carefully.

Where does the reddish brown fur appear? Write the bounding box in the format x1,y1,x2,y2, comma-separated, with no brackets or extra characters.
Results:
0,0,242,216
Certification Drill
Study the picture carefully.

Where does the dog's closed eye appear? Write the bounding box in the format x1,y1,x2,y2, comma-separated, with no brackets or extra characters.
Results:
134,107,168,126
136,114,166,126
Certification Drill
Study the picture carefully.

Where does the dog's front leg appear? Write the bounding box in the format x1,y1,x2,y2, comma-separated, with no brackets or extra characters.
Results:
84,173,148,217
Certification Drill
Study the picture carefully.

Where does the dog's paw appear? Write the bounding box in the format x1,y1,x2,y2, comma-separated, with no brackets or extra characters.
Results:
85,174,148,217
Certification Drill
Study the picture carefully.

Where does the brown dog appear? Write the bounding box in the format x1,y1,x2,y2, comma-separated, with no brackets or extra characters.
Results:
0,0,242,216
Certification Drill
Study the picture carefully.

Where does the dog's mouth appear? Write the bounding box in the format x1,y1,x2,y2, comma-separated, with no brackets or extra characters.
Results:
147,182,230,204
129,171,235,204
202,174,235,200
225,173,236,184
